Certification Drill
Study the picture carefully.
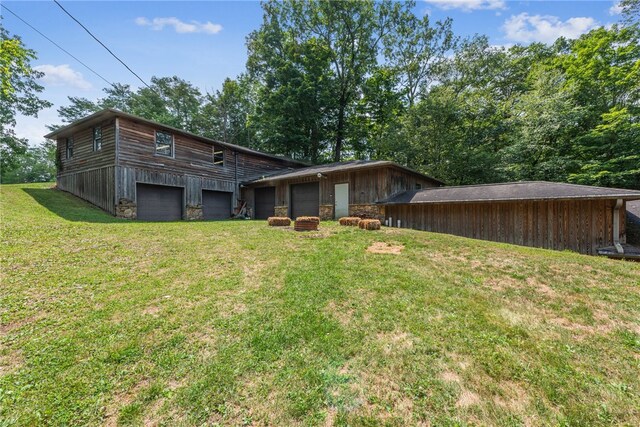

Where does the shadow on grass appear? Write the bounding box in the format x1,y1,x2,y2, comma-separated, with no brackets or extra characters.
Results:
23,188,123,223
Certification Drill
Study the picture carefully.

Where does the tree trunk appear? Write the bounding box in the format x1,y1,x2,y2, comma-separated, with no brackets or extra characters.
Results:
334,101,346,162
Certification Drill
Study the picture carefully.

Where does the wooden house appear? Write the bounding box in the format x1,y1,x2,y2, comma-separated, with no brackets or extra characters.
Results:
46,110,640,256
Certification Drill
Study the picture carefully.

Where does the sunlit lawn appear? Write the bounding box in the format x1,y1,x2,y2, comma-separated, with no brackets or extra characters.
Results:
1,183,639,426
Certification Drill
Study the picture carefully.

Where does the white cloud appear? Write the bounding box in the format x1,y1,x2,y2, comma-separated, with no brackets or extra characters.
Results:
502,13,599,44
135,17,222,34
423,0,506,12
33,64,92,90
14,107,58,146
609,2,623,15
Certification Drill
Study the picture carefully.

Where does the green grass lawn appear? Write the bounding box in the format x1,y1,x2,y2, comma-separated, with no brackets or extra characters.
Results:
1,183,639,426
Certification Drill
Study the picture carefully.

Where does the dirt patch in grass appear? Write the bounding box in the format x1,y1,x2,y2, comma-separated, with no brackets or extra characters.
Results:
142,305,161,316
103,378,151,426
0,348,24,375
456,389,481,408
377,330,415,354
325,300,355,327
366,242,404,254
440,370,462,384
494,381,530,414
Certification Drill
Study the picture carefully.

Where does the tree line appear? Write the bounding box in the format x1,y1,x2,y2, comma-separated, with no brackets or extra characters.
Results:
3,0,639,188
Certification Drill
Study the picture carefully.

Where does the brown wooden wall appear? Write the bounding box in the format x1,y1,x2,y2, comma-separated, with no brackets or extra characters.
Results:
244,166,438,214
116,118,298,179
384,199,627,255
116,166,236,206
56,118,116,174
57,166,116,214
55,119,117,214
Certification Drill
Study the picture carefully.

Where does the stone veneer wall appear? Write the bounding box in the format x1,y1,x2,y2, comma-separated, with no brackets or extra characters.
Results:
319,204,334,221
349,204,385,221
116,198,136,219
186,205,203,220
274,206,288,218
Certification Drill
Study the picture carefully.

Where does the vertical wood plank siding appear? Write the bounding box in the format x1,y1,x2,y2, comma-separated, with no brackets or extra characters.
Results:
384,199,626,255
256,166,437,209
57,166,116,214
116,166,237,205
115,118,299,206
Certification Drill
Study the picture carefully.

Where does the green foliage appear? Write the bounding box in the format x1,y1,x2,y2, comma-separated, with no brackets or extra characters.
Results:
49,9,639,189
1,140,56,183
197,76,256,147
0,28,51,175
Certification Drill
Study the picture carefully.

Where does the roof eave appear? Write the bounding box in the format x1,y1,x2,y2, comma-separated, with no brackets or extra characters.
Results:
381,194,640,205
244,161,444,186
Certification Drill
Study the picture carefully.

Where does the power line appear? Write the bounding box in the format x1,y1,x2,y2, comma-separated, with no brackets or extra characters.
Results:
53,0,151,89
1,4,115,88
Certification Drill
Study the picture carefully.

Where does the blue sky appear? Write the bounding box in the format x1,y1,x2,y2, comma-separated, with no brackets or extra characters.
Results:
2,1,625,145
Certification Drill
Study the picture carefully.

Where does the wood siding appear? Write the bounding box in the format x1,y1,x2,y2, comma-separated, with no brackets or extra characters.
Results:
116,118,297,180
244,166,437,216
57,166,116,214
56,119,116,174
385,199,627,255
114,118,301,211
116,166,236,206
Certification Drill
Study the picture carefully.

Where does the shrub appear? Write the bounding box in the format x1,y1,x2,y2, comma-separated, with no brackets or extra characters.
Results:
294,216,320,231
339,217,361,226
267,217,291,226
359,219,381,230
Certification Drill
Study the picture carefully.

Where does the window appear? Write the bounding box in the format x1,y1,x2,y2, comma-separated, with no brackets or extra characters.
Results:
155,131,173,157
213,146,224,166
65,137,74,159
93,126,102,151
415,183,422,190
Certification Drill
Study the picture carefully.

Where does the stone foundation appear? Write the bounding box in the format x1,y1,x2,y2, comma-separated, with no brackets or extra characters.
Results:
116,198,137,219
349,204,385,221
186,205,203,220
319,204,334,221
274,206,288,218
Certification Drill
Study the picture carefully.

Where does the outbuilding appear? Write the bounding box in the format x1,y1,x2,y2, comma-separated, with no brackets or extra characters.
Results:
381,181,640,255
242,160,444,220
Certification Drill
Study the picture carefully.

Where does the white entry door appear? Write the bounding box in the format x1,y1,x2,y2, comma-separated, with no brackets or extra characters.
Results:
334,183,349,219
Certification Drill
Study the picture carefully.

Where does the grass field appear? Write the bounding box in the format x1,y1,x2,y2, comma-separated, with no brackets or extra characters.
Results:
1,183,639,426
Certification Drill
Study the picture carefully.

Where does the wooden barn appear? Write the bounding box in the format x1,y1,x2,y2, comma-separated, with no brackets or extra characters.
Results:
45,109,305,220
382,182,640,255
242,161,443,220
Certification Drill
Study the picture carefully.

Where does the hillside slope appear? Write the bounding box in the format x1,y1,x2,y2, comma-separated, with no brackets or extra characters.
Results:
1,183,639,426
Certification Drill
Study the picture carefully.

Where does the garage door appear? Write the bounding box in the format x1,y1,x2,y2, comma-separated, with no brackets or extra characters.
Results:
202,190,232,220
254,187,276,219
291,182,319,218
136,183,183,221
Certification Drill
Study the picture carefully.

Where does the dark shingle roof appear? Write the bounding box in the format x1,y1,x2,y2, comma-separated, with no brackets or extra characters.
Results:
44,109,306,166
381,181,640,205
244,160,444,185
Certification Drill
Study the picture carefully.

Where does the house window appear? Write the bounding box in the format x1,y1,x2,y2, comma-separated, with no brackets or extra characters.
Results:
213,146,224,166
93,126,102,151
415,183,422,190
65,137,74,159
155,131,173,157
